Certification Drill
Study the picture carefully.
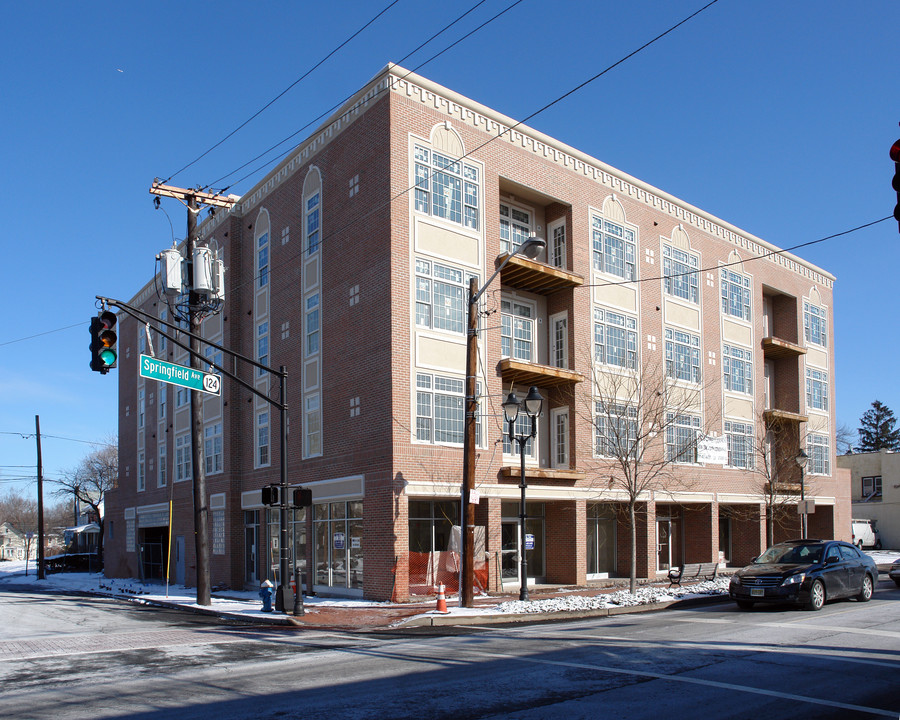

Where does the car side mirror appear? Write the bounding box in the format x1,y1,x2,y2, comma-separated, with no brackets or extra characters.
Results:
825,555,839,565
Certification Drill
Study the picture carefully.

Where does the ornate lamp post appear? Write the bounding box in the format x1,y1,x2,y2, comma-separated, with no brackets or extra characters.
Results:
502,386,544,601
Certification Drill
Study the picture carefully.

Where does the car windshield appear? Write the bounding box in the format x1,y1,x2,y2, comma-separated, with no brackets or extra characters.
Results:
755,544,823,565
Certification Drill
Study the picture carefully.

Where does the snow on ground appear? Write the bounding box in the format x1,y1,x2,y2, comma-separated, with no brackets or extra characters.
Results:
1,549,896,620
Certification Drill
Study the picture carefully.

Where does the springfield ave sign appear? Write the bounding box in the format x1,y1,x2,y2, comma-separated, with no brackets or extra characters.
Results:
139,354,221,396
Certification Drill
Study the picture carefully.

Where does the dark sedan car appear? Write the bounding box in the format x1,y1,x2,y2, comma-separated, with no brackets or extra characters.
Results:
729,539,878,611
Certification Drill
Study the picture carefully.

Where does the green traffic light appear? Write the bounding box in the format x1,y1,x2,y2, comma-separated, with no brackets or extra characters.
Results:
99,348,117,366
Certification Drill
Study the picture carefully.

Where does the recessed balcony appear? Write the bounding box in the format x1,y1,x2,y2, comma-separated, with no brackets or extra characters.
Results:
498,358,584,389
762,336,806,359
497,253,584,295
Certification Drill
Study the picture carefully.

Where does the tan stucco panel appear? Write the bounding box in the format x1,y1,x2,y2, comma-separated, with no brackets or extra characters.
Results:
416,220,479,267
417,335,466,373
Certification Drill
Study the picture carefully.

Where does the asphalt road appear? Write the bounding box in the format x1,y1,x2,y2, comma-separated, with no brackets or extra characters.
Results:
1,577,899,719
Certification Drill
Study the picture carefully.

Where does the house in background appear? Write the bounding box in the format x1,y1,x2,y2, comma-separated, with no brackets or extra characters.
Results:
0,522,31,561
838,449,899,549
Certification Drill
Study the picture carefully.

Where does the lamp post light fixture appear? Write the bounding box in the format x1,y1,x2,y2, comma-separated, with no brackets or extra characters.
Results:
460,234,545,608
795,448,809,538
502,385,544,602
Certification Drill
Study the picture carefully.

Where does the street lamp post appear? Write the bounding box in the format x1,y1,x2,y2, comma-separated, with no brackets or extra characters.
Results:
502,386,543,602
795,448,809,538
461,235,545,608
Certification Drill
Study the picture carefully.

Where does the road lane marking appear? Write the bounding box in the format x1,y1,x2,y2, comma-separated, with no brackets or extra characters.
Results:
670,617,900,639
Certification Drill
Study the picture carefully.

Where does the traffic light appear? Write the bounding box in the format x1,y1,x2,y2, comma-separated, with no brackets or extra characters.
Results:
891,138,900,232
89,310,118,373
261,484,281,506
293,487,312,507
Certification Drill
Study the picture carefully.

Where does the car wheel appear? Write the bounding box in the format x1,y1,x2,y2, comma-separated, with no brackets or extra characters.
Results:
874,540,882,550
806,580,826,611
856,540,863,549
857,575,873,602
894,579,900,589
736,600,754,610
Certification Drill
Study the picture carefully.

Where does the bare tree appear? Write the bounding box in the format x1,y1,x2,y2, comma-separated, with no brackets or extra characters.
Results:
835,422,856,455
731,414,814,548
0,489,39,566
577,355,718,593
0,490,72,567
54,440,118,562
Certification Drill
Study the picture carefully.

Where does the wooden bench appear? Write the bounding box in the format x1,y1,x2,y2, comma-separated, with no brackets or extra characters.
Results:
667,561,719,587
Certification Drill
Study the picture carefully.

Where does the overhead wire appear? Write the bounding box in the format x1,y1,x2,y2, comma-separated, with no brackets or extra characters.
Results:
205,0,517,193
212,0,717,301
163,0,403,186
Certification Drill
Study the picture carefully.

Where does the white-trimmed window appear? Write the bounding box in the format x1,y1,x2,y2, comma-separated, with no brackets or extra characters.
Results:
592,216,635,280
806,433,830,475
804,301,827,347
204,345,223,374
257,232,269,288
721,268,751,321
158,387,167,420
175,387,188,408
415,259,467,334
138,388,145,429
305,293,320,356
723,345,753,395
159,309,167,353
204,422,223,475
862,476,882,500
414,145,479,230
305,394,322,457
175,433,191,482
806,367,828,412
666,413,701,464
550,314,568,369
595,402,637,459
256,411,270,467
416,373,465,446
257,321,269,376
663,245,699,303
158,444,167,488
725,420,754,469
594,307,637,369
552,408,569,468
549,220,566,269
306,192,320,256
501,299,535,362
665,328,701,383
137,452,145,491
499,202,531,254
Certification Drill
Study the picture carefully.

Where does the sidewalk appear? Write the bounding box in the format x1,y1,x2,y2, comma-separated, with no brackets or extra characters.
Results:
0,560,733,630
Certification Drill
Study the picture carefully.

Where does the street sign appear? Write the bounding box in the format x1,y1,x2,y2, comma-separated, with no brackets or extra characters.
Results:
139,354,221,396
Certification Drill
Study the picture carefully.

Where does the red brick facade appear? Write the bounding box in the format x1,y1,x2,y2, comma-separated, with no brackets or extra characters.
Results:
104,65,847,601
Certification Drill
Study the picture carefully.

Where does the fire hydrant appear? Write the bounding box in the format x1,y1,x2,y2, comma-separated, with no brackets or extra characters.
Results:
259,579,274,612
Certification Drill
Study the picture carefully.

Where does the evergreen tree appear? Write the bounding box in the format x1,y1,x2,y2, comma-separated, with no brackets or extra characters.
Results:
857,401,900,452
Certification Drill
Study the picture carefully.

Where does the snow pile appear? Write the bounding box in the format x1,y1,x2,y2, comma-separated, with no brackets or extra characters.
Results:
492,577,731,615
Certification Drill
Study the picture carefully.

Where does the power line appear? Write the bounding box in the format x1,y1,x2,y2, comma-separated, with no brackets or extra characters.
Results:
210,0,725,301
0,322,82,348
163,0,403,185
205,0,511,192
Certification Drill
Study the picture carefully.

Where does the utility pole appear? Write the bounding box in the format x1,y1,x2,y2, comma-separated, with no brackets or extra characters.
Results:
35,415,45,581
150,181,236,606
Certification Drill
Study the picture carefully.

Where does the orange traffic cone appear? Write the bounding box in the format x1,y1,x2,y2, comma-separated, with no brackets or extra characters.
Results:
432,583,450,613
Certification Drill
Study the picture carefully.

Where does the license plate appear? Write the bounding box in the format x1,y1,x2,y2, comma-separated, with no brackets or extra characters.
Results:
750,588,765,597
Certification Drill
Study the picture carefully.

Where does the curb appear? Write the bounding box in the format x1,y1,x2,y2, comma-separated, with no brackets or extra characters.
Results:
398,593,731,628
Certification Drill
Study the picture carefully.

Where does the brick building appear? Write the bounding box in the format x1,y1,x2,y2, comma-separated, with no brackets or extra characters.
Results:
104,64,848,600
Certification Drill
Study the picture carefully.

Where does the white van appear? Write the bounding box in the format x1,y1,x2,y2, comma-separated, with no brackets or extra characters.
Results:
851,519,882,550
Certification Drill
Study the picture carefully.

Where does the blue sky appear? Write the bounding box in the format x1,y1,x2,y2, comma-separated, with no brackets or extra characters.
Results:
2,0,898,495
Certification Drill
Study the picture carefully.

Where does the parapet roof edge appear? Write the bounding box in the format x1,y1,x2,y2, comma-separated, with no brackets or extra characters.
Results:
391,63,835,284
